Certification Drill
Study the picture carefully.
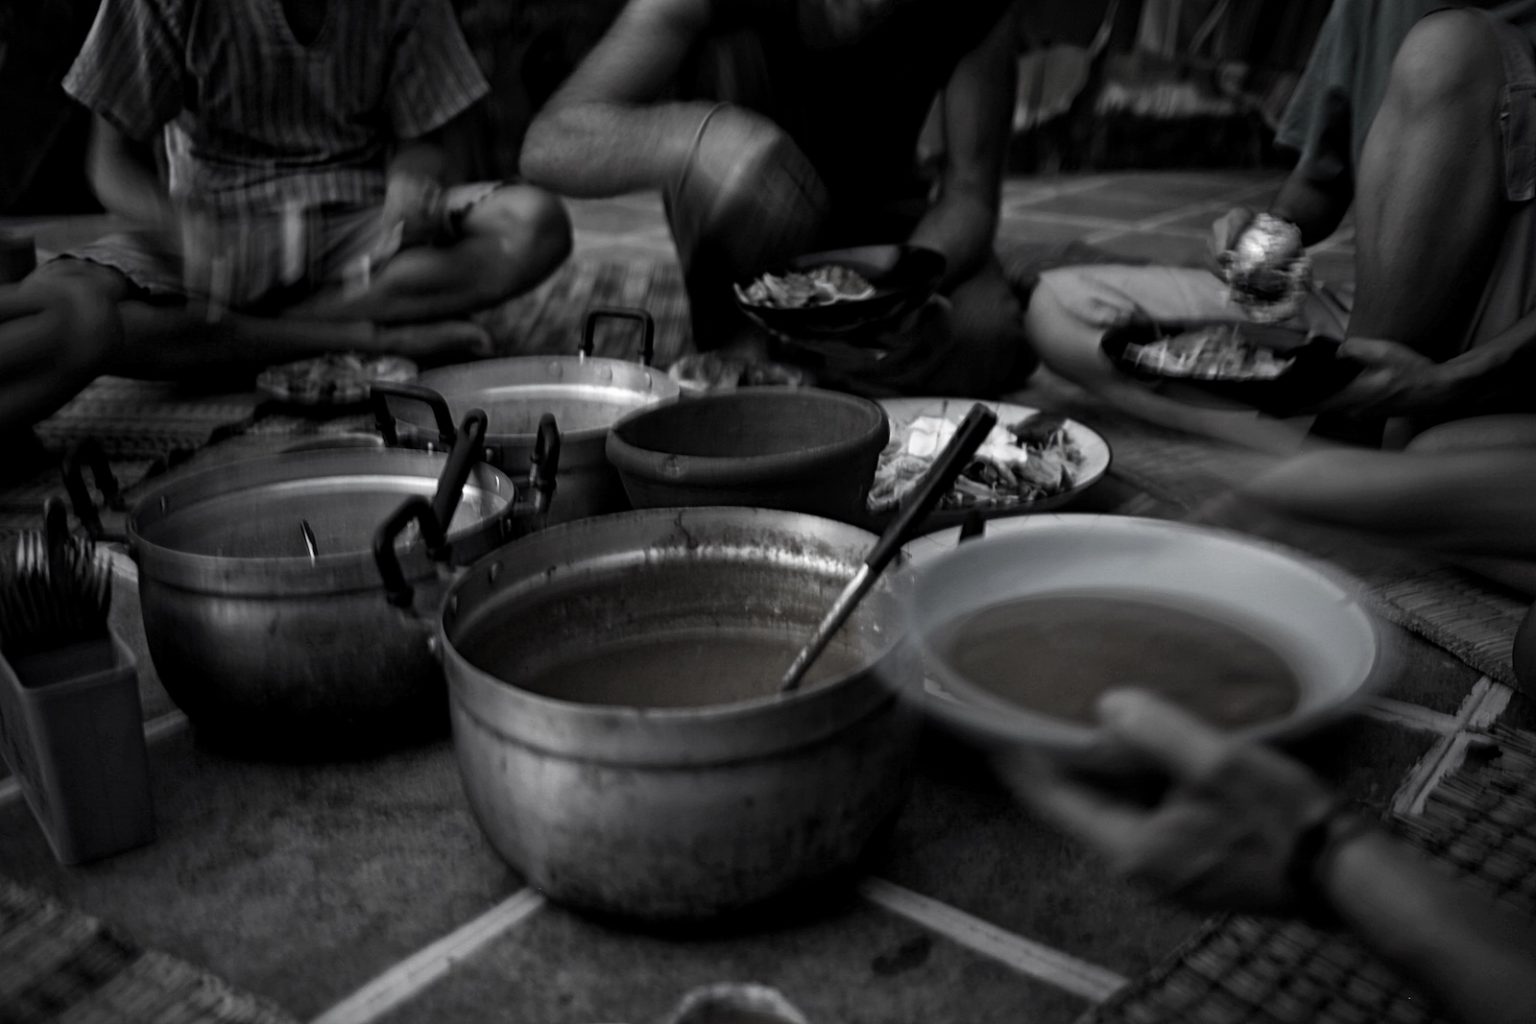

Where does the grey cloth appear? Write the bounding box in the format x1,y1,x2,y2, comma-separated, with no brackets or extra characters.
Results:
1275,0,1536,187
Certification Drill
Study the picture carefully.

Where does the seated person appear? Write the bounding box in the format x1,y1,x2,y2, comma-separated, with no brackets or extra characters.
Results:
1006,689,1536,1024
519,0,1036,398
1024,0,1536,452
0,0,572,436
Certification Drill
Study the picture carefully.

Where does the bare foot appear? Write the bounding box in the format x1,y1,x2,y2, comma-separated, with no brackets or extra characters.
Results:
375,320,492,360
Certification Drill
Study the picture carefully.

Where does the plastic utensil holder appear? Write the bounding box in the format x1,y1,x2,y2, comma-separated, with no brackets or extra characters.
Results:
0,631,155,864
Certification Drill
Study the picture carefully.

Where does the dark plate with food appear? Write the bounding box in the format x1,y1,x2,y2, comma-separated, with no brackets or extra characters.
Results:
1101,319,1360,415
734,244,946,342
865,398,1110,532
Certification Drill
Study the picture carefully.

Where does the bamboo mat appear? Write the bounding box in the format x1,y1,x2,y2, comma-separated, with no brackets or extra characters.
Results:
0,878,298,1024
1075,724,1536,1024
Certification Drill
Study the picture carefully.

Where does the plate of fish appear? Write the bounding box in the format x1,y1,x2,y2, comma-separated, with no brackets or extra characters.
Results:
734,244,946,341
866,398,1110,531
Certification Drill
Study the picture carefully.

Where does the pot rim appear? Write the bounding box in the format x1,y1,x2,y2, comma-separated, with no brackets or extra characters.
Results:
127,448,518,594
605,387,889,486
437,506,917,762
401,354,681,448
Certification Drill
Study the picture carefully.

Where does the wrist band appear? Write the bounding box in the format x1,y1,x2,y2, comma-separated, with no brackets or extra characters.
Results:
672,101,731,201
1286,803,1378,927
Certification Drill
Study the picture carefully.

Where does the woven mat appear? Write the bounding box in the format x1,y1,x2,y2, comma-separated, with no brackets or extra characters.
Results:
0,877,298,1024
1076,723,1536,1024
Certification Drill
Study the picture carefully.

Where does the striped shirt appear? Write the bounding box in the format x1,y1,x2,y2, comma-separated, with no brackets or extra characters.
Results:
63,0,489,215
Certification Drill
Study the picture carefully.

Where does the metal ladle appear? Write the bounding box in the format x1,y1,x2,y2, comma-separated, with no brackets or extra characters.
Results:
779,402,998,694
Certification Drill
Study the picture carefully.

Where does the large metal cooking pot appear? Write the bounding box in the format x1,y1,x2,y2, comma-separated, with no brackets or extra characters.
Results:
373,306,679,523
108,413,559,753
437,506,921,920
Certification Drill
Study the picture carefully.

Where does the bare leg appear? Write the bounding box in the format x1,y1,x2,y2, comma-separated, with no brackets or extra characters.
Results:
1349,10,1507,357
290,186,572,325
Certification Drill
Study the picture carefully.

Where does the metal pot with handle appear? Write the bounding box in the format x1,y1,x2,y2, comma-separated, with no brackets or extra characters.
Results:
373,306,679,523
75,412,560,754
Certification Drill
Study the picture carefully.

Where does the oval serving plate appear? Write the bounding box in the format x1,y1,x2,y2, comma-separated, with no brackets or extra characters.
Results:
866,398,1111,532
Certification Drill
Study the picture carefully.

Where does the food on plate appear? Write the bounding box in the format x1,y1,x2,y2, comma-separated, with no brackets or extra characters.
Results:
734,264,876,309
938,593,1300,728
868,411,1084,513
667,352,810,392
257,352,416,405
1121,324,1294,381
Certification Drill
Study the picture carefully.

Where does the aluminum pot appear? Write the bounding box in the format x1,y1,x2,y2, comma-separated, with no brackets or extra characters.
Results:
115,413,558,753
373,306,679,523
437,506,921,920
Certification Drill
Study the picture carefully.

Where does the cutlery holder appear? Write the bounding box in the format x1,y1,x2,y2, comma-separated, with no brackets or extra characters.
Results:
0,630,154,864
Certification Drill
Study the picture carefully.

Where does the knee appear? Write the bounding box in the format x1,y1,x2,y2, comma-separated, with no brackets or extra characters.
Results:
20,275,122,376
948,286,1034,392
1386,11,1502,115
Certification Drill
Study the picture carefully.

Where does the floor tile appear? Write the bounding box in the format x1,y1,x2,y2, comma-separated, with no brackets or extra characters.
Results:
1080,230,1209,266
0,728,521,1019
873,732,1207,981
380,895,1092,1024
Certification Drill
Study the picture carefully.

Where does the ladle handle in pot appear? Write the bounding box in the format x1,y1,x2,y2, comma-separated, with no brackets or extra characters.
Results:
373,496,448,610
581,306,656,366
61,438,125,542
866,403,997,572
430,409,489,535
529,413,562,512
371,381,457,449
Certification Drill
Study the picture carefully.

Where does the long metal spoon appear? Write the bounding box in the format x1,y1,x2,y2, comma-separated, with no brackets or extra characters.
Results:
779,402,998,694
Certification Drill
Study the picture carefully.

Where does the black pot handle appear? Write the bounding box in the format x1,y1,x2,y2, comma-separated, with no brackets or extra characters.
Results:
371,381,457,449
529,413,562,512
373,496,448,610
61,439,125,541
431,408,489,535
581,306,656,366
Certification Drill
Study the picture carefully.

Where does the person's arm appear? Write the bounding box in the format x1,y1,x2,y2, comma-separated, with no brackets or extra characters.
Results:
85,116,174,231
1322,827,1536,1024
1006,690,1536,1024
519,0,724,196
907,2,1018,288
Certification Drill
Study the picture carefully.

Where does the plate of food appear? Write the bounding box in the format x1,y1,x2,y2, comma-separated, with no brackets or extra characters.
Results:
734,244,946,341
867,398,1110,530
256,353,418,407
1101,319,1359,415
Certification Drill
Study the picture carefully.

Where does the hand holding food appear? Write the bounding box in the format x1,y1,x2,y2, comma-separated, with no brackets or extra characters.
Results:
1218,213,1311,323
1003,689,1353,915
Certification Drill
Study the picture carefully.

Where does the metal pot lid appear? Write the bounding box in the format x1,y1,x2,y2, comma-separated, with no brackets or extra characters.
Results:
405,357,679,442
129,448,515,588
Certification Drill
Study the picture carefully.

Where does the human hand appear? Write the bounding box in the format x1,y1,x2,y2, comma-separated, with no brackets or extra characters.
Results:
1207,206,1257,274
1315,337,1454,417
1001,689,1340,915
670,104,829,277
374,174,446,263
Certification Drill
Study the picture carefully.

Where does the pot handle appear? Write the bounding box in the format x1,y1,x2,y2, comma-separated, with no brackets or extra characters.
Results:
431,408,489,531
61,439,126,542
371,381,457,449
528,413,562,512
581,306,656,366
373,496,448,610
